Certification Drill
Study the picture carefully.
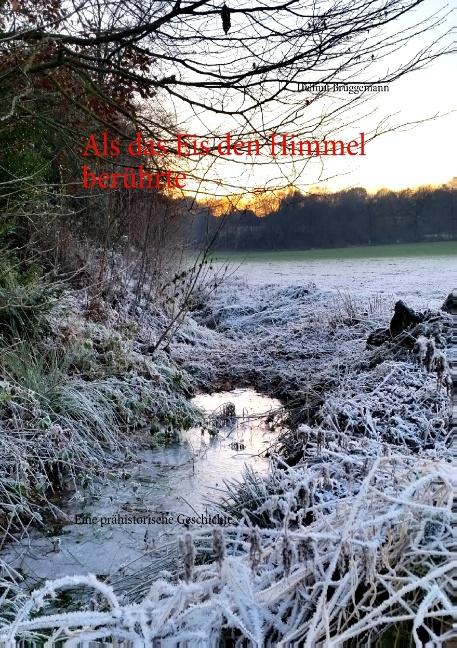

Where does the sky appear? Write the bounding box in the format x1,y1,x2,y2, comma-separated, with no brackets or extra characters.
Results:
327,53,456,192
162,1,457,203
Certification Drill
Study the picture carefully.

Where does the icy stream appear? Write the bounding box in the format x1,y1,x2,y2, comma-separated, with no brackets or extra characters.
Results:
3,389,280,584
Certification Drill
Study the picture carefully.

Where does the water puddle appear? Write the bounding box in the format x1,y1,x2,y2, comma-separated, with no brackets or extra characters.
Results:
3,389,281,585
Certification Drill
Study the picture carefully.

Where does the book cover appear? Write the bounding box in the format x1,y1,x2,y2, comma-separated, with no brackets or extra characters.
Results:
0,0,455,646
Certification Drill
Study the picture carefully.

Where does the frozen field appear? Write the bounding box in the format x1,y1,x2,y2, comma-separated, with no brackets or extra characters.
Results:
218,243,457,309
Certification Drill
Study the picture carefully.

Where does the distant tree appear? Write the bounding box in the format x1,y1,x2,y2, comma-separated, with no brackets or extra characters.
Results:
199,185,457,251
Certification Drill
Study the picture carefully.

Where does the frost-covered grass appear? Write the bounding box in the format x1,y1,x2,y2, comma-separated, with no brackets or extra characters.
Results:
0,292,200,551
0,280,454,645
1,456,454,645
175,280,448,419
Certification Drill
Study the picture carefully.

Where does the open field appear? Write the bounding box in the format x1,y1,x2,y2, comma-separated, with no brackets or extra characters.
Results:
211,240,457,262
210,244,457,311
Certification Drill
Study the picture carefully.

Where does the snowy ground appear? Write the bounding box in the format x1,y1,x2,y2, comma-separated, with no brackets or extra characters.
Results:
0,254,455,645
221,253,457,309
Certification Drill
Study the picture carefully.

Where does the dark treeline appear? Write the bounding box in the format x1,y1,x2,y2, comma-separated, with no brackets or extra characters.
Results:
193,184,457,250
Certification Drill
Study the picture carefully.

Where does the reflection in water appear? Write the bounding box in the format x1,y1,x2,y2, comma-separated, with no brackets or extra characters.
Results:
2,389,280,583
